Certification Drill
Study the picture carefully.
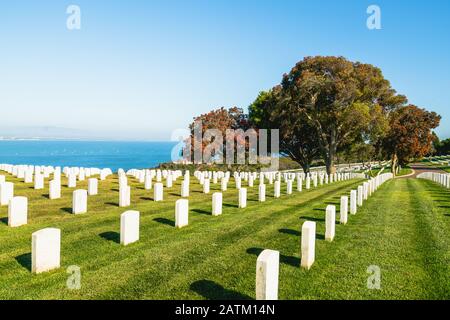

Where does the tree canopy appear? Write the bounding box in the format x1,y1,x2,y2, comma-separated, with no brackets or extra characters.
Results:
381,105,441,173
187,56,441,174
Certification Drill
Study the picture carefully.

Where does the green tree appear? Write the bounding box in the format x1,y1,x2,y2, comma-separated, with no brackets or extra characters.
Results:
278,56,406,174
249,88,320,173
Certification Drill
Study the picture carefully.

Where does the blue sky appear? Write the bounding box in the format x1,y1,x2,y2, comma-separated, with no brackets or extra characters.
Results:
1,0,449,140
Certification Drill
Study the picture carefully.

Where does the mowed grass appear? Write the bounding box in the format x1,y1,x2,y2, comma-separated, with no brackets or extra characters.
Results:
0,173,449,300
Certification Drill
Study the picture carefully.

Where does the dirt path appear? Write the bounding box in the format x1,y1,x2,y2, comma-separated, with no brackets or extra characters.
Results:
407,163,447,178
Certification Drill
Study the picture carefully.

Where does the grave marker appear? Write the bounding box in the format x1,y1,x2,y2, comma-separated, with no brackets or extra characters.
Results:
256,249,279,300
175,199,189,228
301,221,316,270
120,210,140,245
8,196,28,227
32,228,61,274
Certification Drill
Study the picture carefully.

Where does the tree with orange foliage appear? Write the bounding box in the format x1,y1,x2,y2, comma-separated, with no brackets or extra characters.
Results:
186,107,251,164
382,105,441,175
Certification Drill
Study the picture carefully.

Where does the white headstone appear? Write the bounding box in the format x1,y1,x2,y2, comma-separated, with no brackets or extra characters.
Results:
181,180,189,197
34,173,44,190
325,205,336,242
239,188,247,208
256,249,279,300
119,185,131,207
274,181,281,198
259,184,266,202
221,179,228,191
8,196,28,227
357,185,364,207
286,180,292,195
88,178,98,196
154,183,164,201
25,170,33,183
212,192,222,216
203,179,210,194
175,199,189,228
350,190,357,214
297,178,303,192
0,182,14,206
120,210,140,245
235,178,241,190
49,179,61,200
68,174,77,188
32,228,61,274
144,174,152,190
166,176,173,188
73,190,88,214
301,221,316,270
340,196,348,225
363,182,369,200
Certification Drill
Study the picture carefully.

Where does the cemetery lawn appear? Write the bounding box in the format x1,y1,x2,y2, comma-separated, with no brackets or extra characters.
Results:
0,175,449,299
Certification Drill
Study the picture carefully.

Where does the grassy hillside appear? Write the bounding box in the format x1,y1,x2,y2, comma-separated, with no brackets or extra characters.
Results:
0,173,449,299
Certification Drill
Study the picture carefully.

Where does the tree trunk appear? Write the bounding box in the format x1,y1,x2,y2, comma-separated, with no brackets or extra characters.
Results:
301,162,310,175
391,153,398,177
326,128,337,175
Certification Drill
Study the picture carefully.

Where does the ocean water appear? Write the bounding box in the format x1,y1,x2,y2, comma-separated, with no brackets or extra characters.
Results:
0,141,178,171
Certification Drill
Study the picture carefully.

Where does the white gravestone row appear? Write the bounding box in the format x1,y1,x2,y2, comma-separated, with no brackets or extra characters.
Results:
417,171,450,189
294,173,394,277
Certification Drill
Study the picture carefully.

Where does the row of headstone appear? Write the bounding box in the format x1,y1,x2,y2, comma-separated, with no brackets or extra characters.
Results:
255,172,394,300
30,209,141,273
0,164,111,184
417,171,450,189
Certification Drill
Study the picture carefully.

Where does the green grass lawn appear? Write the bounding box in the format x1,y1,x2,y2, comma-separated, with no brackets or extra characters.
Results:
367,166,412,177
0,173,449,299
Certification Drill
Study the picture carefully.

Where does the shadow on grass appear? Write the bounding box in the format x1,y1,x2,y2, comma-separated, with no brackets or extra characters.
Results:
169,193,180,197
192,209,210,215
279,228,300,236
300,216,325,222
105,202,119,207
140,197,153,201
60,207,72,214
246,247,300,267
0,217,8,225
153,217,175,227
190,280,252,300
99,231,120,244
223,203,238,208
15,253,31,271
42,194,50,199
